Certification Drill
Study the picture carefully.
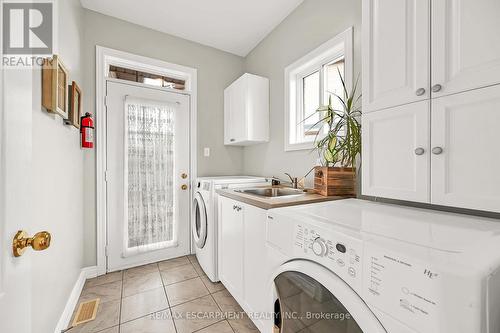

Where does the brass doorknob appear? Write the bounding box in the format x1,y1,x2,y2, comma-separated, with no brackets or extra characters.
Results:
181,184,188,190
13,230,51,257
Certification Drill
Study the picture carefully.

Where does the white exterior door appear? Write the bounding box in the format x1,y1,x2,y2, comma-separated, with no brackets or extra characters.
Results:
363,0,430,112
106,81,191,271
0,70,34,332
362,101,430,202
431,85,500,212
431,0,500,98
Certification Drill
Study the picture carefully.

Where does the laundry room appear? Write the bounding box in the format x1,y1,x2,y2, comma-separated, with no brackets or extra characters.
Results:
1,0,500,333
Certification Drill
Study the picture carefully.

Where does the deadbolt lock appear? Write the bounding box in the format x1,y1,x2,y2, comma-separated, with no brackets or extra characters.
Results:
13,230,51,257
181,173,188,179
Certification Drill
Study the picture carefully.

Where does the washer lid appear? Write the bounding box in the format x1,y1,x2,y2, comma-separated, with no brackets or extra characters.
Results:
269,199,500,253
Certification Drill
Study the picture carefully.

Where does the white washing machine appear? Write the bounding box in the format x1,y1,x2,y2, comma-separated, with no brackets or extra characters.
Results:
193,176,269,282
266,199,500,333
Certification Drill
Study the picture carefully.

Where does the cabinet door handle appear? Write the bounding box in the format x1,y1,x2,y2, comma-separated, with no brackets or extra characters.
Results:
431,84,442,93
414,147,425,156
230,138,235,142
415,88,426,96
432,147,444,155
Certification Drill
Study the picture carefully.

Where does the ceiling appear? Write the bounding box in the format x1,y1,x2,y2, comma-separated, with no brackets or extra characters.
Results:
80,0,304,57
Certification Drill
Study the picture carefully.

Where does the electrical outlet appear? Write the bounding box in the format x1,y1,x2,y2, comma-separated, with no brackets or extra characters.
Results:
204,147,210,157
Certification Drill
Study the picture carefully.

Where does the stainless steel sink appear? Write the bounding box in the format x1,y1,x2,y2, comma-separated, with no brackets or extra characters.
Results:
235,187,305,198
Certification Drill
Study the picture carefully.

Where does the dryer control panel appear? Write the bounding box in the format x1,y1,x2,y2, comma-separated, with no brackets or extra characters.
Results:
293,222,363,293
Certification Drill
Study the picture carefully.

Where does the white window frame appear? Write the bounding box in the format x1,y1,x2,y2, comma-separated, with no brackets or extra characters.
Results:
284,27,353,151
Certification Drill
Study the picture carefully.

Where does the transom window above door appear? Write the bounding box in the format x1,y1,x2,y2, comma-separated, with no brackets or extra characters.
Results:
285,28,353,151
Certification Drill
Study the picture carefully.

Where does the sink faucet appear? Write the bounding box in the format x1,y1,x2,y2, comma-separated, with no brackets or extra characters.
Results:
284,173,299,189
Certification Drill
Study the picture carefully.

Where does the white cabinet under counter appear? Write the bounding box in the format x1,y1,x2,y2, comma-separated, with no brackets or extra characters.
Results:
224,73,269,146
218,195,268,332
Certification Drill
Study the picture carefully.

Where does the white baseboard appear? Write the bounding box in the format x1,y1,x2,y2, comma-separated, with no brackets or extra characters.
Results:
54,266,98,333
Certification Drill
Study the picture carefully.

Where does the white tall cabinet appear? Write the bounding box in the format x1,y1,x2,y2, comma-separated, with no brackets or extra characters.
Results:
362,0,500,213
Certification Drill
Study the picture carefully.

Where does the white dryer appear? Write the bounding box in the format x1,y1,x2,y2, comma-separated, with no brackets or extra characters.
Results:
193,176,269,282
266,199,500,333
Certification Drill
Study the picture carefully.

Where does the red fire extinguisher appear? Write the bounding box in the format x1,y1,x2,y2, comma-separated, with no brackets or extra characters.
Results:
81,112,94,149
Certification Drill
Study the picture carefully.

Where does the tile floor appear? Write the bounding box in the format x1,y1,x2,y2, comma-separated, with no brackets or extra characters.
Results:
68,255,259,333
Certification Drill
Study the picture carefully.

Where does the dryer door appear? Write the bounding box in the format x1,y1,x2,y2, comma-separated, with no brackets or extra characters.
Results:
192,192,207,249
272,260,386,333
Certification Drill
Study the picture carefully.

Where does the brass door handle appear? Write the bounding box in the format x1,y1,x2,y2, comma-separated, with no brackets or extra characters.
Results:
181,184,188,190
13,230,51,257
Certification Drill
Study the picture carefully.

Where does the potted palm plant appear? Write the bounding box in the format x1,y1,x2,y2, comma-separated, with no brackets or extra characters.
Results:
309,71,361,196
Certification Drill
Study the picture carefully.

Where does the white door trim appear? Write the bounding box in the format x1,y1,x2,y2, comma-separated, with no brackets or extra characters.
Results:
95,46,197,275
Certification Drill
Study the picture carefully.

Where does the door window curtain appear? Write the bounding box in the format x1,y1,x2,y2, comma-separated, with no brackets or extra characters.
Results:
123,96,177,257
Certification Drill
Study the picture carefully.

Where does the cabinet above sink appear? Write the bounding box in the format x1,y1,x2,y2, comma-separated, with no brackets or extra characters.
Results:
224,73,269,146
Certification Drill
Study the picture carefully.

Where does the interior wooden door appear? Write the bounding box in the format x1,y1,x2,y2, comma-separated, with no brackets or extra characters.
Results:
0,61,34,333
431,85,500,212
431,0,500,98
362,0,430,113
362,100,430,202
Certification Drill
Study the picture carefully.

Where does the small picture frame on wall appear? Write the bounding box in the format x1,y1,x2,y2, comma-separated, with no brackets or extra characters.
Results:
42,54,69,118
65,81,82,128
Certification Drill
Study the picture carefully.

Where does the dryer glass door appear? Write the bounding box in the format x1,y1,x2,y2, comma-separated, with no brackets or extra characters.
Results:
275,271,364,333
192,192,207,249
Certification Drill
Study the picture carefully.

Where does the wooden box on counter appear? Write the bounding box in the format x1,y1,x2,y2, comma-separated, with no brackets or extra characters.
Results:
314,166,356,197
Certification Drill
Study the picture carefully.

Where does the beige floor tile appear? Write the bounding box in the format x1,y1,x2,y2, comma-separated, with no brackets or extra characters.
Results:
228,316,259,333
121,287,169,323
212,289,243,314
160,264,198,285
85,271,123,288
123,263,159,280
165,277,210,306
123,270,163,297
171,295,224,333
69,299,120,333
94,326,119,333
200,274,225,294
191,260,206,276
196,320,234,333
158,256,191,271
79,280,122,303
120,309,176,333
187,254,197,263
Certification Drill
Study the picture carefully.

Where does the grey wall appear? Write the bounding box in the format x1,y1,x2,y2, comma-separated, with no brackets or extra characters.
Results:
242,0,362,182
82,10,246,265
31,0,86,331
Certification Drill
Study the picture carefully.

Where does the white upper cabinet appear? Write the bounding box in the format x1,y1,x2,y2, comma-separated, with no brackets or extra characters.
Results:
431,0,500,98
363,0,430,113
362,101,430,203
224,73,269,146
431,85,500,213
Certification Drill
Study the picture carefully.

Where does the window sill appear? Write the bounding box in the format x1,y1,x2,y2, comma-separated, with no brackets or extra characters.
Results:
285,141,316,152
